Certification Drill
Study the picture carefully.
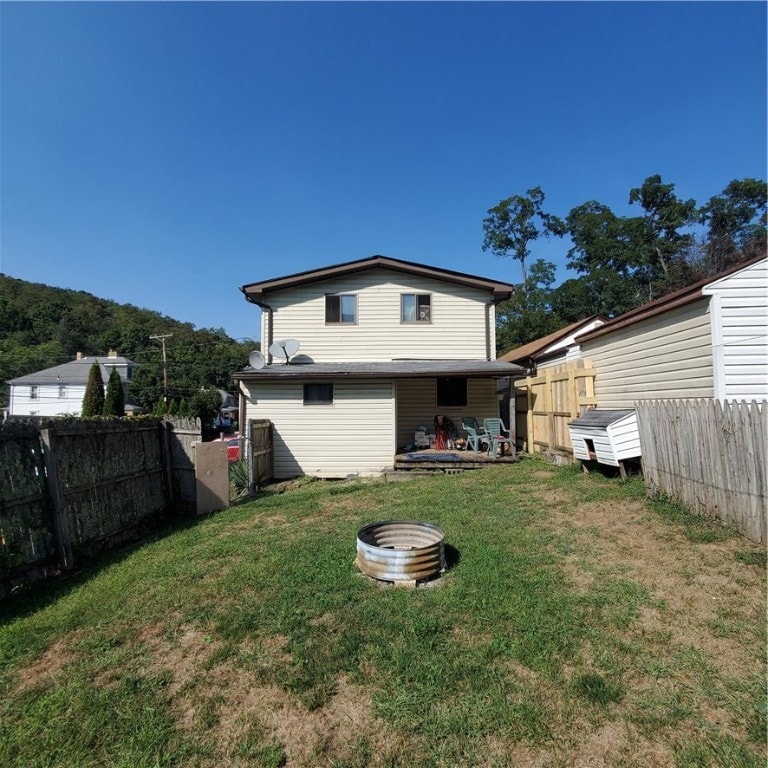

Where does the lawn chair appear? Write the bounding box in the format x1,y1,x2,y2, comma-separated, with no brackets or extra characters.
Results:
483,418,513,458
461,417,489,452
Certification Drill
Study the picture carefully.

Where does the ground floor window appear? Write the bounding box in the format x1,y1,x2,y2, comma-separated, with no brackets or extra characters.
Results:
436,377,467,407
303,383,334,404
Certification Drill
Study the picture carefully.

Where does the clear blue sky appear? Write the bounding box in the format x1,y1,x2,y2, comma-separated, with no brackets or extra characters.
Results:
1,1,765,342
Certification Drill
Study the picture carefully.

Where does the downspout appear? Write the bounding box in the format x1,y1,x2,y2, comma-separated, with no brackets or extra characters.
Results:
485,300,494,361
244,296,275,363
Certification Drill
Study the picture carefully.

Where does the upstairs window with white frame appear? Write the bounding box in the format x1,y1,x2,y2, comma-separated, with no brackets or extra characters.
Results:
58,384,67,398
401,293,431,323
30,385,39,400
325,294,357,324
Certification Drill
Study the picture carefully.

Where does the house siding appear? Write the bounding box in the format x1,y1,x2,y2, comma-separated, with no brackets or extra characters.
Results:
703,258,768,402
395,378,499,448
9,384,87,417
261,269,495,362
243,379,395,479
580,298,714,408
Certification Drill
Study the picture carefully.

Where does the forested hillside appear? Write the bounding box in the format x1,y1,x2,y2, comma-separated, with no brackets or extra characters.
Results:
0,276,257,411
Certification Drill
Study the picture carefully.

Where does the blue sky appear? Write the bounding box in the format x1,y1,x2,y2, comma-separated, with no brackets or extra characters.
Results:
1,1,765,342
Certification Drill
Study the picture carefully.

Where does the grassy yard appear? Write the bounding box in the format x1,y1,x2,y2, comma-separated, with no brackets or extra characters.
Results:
0,458,765,768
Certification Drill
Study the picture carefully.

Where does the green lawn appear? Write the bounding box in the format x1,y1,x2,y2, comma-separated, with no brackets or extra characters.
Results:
1,458,765,768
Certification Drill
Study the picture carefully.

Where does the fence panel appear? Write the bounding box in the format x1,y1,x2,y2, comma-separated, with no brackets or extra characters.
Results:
43,420,168,559
0,422,57,591
636,399,767,544
514,360,597,455
0,417,203,597
165,417,200,513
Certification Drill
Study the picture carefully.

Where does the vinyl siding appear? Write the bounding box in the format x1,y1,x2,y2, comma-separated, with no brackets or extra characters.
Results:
703,258,768,401
395,378,499,448
9,384,86,416
243,379,395,478
581,299,714,408
261,269,494,362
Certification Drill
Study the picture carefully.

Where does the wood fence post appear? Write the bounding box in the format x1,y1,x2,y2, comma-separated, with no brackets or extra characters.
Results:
39,425,73,572
161,420,175,511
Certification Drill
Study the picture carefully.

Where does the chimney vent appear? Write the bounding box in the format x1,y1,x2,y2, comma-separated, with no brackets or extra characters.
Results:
108,349,117,358
76,352,83,360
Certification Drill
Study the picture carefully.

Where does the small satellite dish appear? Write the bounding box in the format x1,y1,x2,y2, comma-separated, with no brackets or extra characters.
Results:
269,338,301,364
248,350,266,370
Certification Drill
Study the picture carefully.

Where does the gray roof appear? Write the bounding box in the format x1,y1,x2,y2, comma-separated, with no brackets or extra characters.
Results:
234,359,521,381
568,409,635,428
9,356,135,386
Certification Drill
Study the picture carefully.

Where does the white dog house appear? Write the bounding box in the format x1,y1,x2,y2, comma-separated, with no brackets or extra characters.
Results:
567,409,641,478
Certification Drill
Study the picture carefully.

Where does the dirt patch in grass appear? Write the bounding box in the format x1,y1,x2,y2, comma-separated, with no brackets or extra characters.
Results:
549,499,764,651
12,634,80,694
134,622,404,766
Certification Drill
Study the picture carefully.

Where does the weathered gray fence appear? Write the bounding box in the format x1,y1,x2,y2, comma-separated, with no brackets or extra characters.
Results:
636,400,767,544
0,417,200,598
249,419,274,488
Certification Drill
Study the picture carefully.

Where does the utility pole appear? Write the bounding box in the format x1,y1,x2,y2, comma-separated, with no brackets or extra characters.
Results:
149,334,173,406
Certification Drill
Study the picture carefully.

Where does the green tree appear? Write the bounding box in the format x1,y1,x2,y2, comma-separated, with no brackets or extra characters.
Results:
482,187,563,282
495,259,563,353
698,178,767,272
103,368,125,417
627,174,697,292
187,389,222,428
81,362,105,417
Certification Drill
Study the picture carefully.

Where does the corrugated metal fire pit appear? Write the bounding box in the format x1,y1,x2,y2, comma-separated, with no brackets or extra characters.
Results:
356,520,446,585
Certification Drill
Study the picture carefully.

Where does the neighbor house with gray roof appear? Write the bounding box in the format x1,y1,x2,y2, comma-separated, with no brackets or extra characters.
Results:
234,255,521,478
7,350,137,418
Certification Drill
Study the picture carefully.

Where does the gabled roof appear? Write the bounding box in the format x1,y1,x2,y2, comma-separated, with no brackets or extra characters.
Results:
579,255,766,344
9,356,135,386
240,255,516,303
498,316,606,365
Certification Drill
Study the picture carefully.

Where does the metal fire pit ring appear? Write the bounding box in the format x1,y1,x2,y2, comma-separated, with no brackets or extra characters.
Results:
356,520,446,584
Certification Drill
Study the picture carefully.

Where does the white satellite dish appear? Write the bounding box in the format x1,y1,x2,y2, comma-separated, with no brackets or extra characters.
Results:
269,338,301,364
248,350,266,369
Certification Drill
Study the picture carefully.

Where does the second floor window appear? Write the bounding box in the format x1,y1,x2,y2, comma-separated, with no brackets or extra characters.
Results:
402,293,431,323
58,385,67,398
326,294,357,324
30,385,38,400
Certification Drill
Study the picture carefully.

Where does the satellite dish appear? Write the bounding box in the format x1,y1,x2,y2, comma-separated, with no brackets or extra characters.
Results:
248,350,266,370
269,338,301,364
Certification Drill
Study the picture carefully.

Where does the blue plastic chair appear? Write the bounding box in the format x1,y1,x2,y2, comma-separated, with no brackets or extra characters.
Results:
482,418,512,458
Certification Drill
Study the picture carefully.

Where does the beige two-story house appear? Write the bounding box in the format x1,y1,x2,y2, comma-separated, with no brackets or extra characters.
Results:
234,255,521,478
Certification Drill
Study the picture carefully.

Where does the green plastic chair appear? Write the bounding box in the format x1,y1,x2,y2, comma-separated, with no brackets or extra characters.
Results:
483,418,512,458
461,417,489,452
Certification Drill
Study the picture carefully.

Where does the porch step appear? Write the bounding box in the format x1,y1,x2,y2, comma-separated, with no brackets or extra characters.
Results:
383,467,464,481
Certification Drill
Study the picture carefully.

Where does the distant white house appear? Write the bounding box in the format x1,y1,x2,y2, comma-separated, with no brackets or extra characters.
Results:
7,350,138,418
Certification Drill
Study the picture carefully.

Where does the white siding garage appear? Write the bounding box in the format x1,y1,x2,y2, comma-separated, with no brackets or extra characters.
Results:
243,379,395,478
703,258,768,402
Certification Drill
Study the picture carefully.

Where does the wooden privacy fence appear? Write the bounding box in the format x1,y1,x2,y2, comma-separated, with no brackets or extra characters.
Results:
514,360,597,455
0,417,200,598
636,400,767,544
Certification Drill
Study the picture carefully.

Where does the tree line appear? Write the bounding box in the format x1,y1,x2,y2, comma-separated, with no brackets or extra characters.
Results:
482,175,766,352
0,275,257,413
